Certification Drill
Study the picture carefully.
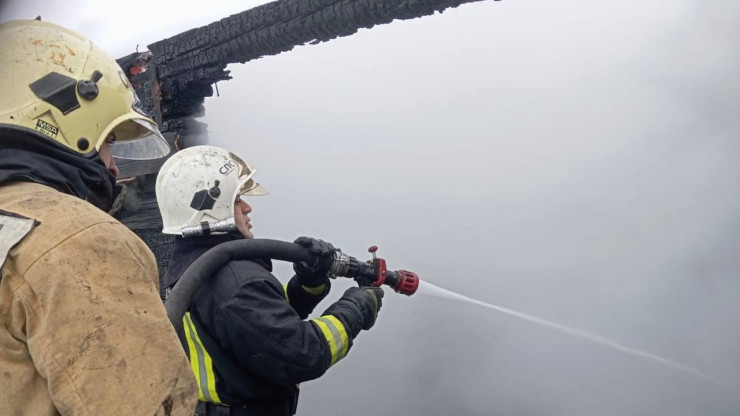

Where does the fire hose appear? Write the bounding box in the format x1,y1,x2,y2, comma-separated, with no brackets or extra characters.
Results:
164,238,419,340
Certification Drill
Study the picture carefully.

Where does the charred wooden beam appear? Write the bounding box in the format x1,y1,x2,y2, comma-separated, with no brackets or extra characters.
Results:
148,0,488,128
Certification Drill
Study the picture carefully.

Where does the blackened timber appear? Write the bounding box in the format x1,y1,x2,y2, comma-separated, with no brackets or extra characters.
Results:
148,0,487,124
116,158,167,179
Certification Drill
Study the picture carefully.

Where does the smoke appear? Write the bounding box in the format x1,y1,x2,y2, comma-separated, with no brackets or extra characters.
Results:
9,0,739,413
201,0,740,414
0,0,9,20
7,0,728,413
121,178,145,212
0,0,63,22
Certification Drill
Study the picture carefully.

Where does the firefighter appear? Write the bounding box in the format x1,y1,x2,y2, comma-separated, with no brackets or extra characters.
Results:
156,145,384,416
0,20,198,415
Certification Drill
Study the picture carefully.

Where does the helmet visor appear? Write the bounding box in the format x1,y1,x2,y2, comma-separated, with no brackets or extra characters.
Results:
239,179,269,196
231,152,269,196
108,118,171,160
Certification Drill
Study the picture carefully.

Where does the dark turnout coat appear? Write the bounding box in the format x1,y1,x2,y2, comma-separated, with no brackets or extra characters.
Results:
164,235,367,415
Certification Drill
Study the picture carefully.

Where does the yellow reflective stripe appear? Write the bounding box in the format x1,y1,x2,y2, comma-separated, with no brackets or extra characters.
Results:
301,283,325,296
313,315,349,366
312,318,338,365
368,290,379,322
323,315,349,359
182,314,205,401
283,284,289,301
183,312,222,404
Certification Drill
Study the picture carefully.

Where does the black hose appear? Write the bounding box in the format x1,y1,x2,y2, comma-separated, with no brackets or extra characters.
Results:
164,238,311,340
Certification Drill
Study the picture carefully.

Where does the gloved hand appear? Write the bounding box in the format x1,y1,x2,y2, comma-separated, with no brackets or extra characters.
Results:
340,286,384,330
293,236,337,288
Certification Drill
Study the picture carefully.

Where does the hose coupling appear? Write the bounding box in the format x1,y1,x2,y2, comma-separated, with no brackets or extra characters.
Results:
327,250,351,278
181,217,237,238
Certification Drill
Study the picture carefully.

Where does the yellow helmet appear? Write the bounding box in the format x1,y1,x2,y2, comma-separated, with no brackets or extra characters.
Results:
0,19,169,159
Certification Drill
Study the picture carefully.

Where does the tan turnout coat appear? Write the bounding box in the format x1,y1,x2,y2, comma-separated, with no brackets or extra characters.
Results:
0,181,197,415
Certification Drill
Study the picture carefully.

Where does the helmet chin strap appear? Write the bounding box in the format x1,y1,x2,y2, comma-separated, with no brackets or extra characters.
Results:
181,217,237,238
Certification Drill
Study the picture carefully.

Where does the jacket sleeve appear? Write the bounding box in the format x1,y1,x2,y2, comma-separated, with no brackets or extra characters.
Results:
20,222,198,416
283,275,330,319
213,263,351,386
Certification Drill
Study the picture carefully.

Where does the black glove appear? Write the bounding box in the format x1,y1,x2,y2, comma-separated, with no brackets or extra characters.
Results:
343,287,384,330
322,287,384,339
293,236,337,288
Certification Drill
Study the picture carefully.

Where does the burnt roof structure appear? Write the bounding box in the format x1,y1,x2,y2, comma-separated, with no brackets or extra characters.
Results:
113,0,494,287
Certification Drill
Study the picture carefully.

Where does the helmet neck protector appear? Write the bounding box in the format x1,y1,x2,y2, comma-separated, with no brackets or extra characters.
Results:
0,127,117,211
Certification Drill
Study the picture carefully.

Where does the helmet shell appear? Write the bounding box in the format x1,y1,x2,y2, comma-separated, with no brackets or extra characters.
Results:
156,145,268,235
0,20,168,158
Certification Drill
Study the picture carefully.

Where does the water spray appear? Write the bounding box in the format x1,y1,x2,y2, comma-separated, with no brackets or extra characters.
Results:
164,238,734,392
419,280,739,392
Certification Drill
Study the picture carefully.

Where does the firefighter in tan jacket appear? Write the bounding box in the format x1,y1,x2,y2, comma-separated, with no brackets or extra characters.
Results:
0,20,198,415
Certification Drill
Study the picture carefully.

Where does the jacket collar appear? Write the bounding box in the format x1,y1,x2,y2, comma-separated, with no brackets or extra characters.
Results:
162,233,273,290
0,128,116,211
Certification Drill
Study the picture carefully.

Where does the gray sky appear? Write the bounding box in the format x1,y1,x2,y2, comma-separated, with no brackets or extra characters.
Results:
4,1,740,414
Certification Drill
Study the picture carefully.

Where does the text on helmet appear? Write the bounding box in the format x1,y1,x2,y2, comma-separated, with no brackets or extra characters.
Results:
219,160,237,175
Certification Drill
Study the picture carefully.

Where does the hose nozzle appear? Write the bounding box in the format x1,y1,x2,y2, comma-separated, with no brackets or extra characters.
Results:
386,270,420,296
329,245,420,296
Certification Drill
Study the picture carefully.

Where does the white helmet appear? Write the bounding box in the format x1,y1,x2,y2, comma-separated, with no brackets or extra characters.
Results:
156,145,268,236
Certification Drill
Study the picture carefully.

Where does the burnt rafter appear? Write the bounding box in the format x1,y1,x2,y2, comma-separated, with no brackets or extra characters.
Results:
115,0,494,169
148,0,488,121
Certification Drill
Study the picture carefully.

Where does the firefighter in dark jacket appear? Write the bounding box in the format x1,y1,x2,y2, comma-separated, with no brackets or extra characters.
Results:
156,145,384,416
